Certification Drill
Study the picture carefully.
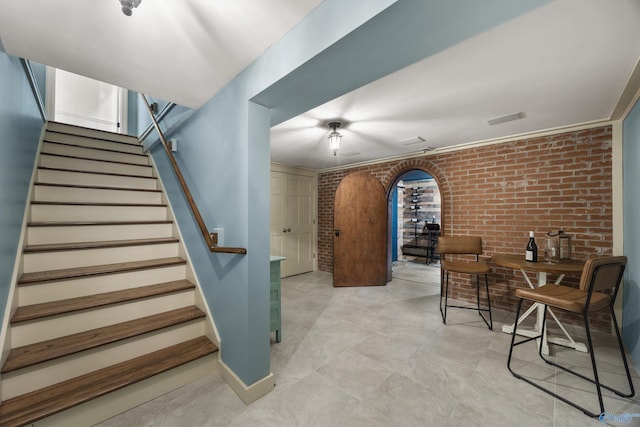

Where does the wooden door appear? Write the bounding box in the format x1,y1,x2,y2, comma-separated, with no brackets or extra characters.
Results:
333,172,387,287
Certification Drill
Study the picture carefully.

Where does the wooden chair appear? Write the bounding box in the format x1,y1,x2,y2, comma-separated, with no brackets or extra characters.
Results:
438,236,492,329
507,256,635,417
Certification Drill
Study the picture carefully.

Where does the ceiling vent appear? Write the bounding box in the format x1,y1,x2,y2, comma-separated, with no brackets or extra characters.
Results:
399,136,426,145
487,112,526,126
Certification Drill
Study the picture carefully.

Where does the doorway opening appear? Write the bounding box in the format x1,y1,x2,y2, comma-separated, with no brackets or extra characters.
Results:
389,169,442,282
45,67,127,133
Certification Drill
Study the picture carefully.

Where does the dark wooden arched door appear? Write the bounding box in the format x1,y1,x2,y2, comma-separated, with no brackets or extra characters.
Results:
333,172,387,287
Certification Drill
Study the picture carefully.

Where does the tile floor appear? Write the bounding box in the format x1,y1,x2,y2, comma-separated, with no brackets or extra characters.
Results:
97,261,640,426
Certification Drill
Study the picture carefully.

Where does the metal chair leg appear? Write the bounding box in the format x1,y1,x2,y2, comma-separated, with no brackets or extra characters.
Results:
439,270,449,324
508,301,635,418
475,274,492,330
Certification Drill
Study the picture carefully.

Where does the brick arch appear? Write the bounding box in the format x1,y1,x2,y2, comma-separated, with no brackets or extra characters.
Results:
382,158,451,235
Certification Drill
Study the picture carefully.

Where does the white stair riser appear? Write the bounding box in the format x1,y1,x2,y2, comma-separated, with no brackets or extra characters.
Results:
40,154,153,177
42,142,149,165
46,123,138,144
2,321,205,399
18,265,187,305
33,185,162,204
37,169,158,190
27,223,173,245
30,203,168,222
45,132,144,155
23,243,179,273
12,291,195,347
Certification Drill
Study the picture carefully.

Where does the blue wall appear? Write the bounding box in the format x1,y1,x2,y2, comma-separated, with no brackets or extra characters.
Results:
0,46,46,325
623,98,640,370
139,0,551,386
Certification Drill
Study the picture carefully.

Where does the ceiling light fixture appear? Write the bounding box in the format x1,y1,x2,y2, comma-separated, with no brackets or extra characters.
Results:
119,0,141,16
327,121,342,156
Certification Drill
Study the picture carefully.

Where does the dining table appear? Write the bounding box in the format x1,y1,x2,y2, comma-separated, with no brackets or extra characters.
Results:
491,253,586,356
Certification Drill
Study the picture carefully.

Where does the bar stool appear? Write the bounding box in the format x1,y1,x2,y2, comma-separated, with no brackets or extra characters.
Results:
507,256,635,417
438,236,492,330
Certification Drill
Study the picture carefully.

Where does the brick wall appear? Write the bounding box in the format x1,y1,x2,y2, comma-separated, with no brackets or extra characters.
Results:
318,126,613,330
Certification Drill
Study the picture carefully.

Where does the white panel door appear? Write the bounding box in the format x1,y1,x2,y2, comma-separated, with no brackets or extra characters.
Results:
270,171,315,277
51,68,126,133
270,172,287,267
285,174,314,276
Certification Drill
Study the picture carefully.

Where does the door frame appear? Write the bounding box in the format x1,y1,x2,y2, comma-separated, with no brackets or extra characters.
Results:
45,66,127,133
270,163,318,273
385,167,444,282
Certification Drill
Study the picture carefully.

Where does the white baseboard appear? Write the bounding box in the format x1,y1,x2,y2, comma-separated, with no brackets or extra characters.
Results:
217,357,275,404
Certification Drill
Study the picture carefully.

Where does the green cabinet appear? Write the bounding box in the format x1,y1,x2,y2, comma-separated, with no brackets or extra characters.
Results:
270,256,285,343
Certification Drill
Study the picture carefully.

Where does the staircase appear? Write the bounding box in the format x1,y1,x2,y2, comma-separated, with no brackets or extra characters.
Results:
0,122,220,427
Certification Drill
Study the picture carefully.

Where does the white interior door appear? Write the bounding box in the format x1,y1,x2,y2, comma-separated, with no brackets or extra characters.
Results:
47,67,126,133
270,170,315,277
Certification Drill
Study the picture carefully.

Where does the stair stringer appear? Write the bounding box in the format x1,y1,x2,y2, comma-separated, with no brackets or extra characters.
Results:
146,149,276,405
146,154,222,350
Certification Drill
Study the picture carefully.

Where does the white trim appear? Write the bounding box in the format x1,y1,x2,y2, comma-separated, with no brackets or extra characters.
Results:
612,56,640,121
45,66,56,121
612,121,624,333
217,357,275,404
318,119,613,173
271,163,318,177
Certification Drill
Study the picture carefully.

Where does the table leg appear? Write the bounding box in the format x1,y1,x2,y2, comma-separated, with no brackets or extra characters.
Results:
502,270,587,355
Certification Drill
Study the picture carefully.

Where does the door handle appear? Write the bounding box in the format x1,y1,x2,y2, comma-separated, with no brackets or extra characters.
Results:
282,228,287,233
287,228,291,232
334,230,341,237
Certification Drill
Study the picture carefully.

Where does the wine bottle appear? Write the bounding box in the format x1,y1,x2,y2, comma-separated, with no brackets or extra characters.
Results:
525,231,538,262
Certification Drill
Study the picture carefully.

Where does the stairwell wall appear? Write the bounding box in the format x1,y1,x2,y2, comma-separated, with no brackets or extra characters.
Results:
139,0,399,389
0,46,45,327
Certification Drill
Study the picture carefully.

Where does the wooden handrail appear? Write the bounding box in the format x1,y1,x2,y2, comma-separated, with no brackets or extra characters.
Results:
140,95,246,255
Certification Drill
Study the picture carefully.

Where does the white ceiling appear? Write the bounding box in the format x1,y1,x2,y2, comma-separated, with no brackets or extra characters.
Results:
0,0,323,109
271,0,640,170
1,0,639,171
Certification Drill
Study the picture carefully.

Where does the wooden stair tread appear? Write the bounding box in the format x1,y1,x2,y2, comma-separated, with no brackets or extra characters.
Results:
18,257,186,285
31,201,166,207
3,306,205,373
40,151,153,168
24,237,179,253
45,129,144,148
46,128,141,146
28,220,172,227
11,280,195,324
43,140,147,157
0,336,217,427
38,166,157,180
34,182,161,193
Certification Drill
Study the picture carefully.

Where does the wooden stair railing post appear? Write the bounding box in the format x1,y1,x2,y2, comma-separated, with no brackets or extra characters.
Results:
140,95,246,255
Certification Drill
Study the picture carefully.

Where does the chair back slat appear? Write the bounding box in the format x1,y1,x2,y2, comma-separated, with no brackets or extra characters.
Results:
578,255,626,293
438,236,483,255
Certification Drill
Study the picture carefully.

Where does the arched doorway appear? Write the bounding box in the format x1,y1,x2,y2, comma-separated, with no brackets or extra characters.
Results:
386,169,442,282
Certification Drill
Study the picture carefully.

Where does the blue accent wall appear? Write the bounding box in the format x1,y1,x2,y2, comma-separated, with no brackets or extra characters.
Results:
137,0,551,386
623,98,640,370
0,48,46,324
